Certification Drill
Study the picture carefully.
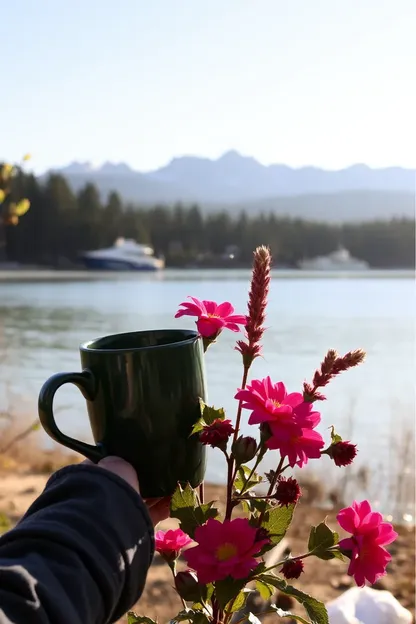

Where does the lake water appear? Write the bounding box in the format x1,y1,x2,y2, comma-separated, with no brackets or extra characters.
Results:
0,270,414,520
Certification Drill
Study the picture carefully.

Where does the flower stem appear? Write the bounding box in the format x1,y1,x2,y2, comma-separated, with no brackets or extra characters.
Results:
225,365,250,520
261,551,315,574
225,455,234,520
257,456,284,525
238,447,263,496
169,561,188,612
232,365,250,445
199,482,205,504
235,494,277,500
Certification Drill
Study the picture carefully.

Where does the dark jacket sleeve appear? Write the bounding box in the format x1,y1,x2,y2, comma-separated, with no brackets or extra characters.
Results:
0,464,155,624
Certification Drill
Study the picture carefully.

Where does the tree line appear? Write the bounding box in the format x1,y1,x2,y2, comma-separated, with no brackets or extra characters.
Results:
2,169,415,268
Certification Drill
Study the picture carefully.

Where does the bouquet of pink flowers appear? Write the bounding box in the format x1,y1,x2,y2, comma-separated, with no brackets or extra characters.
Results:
129,246,397,624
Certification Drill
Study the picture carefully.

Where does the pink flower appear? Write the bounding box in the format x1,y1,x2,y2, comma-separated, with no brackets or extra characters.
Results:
200,419,235,449
337,500,398,587
155,528,193,562
235,377,324,467
184,518,269,583
267,424,325,468
175,297,246,338
235,377,317,428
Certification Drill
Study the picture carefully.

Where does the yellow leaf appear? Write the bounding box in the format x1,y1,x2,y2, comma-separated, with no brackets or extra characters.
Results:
1,164,13,178
22,153,31,161
14,198,30,216
0,189,5,204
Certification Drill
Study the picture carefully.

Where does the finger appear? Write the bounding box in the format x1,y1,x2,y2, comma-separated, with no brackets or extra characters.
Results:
148,497,171,525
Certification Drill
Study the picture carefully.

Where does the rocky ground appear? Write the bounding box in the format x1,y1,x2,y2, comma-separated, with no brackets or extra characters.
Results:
0,455,414,623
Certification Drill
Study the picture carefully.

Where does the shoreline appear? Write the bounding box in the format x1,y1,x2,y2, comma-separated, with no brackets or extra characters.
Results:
0,267,414,283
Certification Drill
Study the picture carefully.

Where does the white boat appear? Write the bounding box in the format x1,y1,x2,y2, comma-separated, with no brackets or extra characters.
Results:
80,238,165,271
298,247,369,271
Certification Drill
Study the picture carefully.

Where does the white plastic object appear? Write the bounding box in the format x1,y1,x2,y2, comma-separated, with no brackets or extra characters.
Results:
326,587,412,624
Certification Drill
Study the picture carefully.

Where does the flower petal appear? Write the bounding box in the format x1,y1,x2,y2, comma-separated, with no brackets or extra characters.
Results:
216,301,235,317
337,506,360,533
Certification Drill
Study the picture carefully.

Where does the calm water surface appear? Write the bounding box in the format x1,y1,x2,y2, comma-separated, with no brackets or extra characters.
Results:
0,270,414,518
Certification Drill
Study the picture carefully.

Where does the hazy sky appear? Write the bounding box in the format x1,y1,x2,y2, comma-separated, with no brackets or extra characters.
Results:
1,0,415,173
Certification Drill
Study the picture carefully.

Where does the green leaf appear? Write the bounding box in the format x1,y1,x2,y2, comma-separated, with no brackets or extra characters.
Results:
308,521,339,559
234,464,262,494
127,614,157,624
240,498,254,514
255,579,276,600
250,498,268,513
225,589,252,613
215,577,247,609
200,401,226,425
264,578,328,624
171,609,195,623
170,483,199,537
171,609,210,624
191,418,205,436
170,484,219,538
194,501,219,525
329,425,342,444
247,613,261,624
206,583,214,601
191,401,226,435
268,605,310,623
330,549,346,562
260,504,295,551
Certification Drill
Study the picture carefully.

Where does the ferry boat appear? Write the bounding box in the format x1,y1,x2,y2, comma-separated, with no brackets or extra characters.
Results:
80,238,165,271
298,247,369,271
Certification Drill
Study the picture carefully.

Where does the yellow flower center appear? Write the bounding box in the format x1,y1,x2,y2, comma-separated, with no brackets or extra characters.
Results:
272,400,281,408
216,542,237,561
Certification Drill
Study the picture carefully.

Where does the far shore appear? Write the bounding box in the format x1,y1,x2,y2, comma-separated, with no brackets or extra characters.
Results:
0,267,414,283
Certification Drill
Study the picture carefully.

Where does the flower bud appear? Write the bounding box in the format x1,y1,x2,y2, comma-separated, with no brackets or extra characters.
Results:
274,476,302,507
199,419,235,450
280,559,304,580
232,435,257,465
174,571,202,602
326,440,357,466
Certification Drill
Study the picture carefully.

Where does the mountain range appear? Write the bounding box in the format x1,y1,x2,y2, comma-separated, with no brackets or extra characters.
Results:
47,151,415,222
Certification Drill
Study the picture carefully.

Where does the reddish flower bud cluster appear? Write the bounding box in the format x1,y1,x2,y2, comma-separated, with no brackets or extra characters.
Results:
303,348,366,402
199,419,235,449
281,559,304,579
327,440,357,466
236,246,271,367
274,476,302,506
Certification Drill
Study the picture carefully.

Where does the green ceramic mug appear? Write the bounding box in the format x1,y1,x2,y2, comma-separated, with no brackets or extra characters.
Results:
38,329,207,497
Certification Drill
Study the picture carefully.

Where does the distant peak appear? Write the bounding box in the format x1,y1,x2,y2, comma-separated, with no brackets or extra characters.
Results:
59,161,93,174
219,150,256,162
98,161,133,174
219,149,242,160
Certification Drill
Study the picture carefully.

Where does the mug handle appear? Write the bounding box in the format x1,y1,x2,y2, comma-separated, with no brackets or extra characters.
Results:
38,370,104,463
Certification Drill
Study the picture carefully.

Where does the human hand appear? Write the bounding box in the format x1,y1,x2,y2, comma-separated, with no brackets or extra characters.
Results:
84,456,171,526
